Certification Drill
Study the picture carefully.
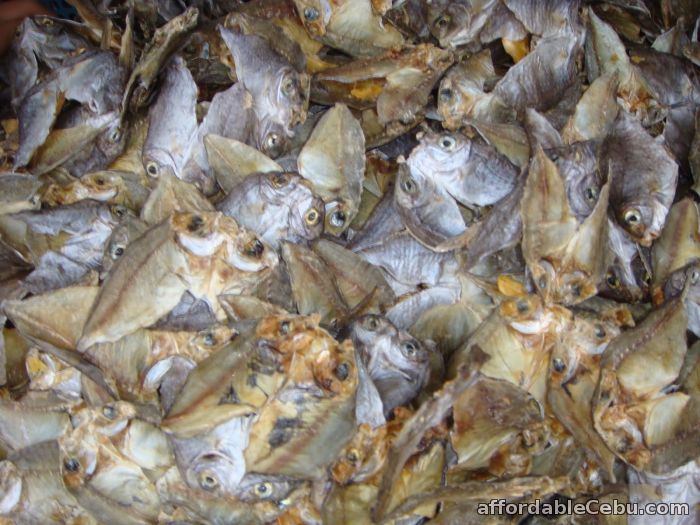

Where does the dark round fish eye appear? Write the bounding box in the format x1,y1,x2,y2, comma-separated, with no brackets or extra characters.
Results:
64,458,80,472
334,362,350,381
552,357,566,373
606,272,620,288
624,209,641,225
330,210,346,228
199,472,219,491
245,238,265,257
254,482,272,497
439,88,453,102
439,135,456,150
188,215,204,232
594,324,606,338
305,208,320,226
362,315,379,330
146,161,159,176
303,7,319,21
435,15,450,29
280,320,291,334
102,405,116,419
402,340,418,357
400,174,417,194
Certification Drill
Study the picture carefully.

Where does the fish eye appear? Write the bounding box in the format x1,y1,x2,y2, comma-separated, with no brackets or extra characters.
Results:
334,361,350,381
606,272,620,288
199,472,219,491
537,276,547,290
254,482,273,497
439,135,456,150
271,173,289,187
244,238,265,257
330,210,346,228
110,243,125,259
623,209,641,225
108,127,121,143
203,332,216,346
94,177,105,186
516,298,530,313
594,324,606,338
187,215,204,232
439,88,453,102
102,405,116,419
691,270,700,284
303,6,319,21
362,315,379,331
304,208,320,226
111,204,127,217
584,187,597,202
281,76,297,96
552,357,566,373
280,320,290,334
402,340,419,357
146,161,159,177
400,174,418,194
434,14,450,30
346,449,359,465
64,458,80,472
264,132,282,157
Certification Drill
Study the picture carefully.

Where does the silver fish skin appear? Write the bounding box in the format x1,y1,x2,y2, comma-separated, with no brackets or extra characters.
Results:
603,111,678,247
15,50,124,169
350,314,430,416
394,162,468,248
429,0,527,49
0,201,130,294
405,129,519,208
549,141,604,222
170,416,250,497
8,16,90,110
219,26,309,158
217,172,324,249
142,55,198,180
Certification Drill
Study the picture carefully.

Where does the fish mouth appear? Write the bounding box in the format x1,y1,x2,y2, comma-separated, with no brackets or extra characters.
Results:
177,231,226,256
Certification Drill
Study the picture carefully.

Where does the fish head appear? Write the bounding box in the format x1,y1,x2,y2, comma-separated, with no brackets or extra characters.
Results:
255,118,292,160
407,129,472,177
428,1,472,48
80,172,126,202
191,325,238,353
172,212,227,257
235,474,300,503
292,0,332,37
331,423,388,484
551,141,603,220
615,199,662,247
350,314,397,349
259,172,325,242
143,148,178,179
228,226,279,274
59,432,100,490
186,450,245,497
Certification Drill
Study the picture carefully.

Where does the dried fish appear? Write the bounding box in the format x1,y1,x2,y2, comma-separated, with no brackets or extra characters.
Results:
2,2,700,522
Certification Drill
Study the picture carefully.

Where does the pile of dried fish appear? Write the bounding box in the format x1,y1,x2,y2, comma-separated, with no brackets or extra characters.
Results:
1,0,700,523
